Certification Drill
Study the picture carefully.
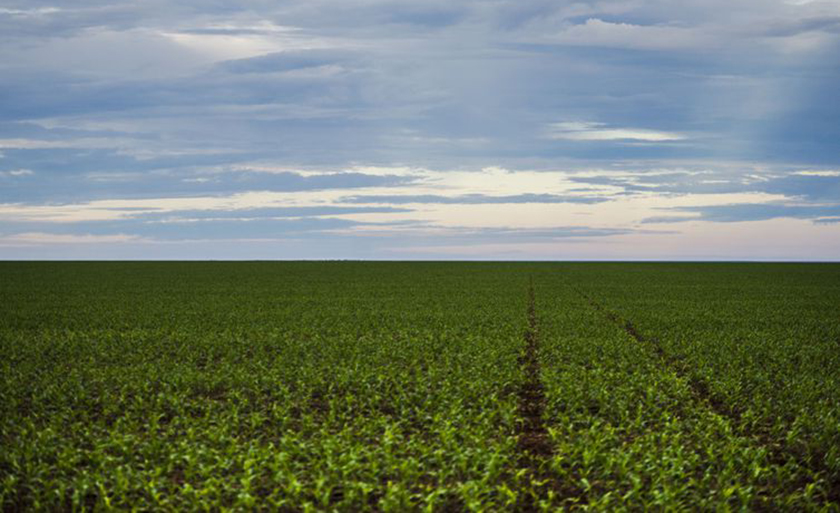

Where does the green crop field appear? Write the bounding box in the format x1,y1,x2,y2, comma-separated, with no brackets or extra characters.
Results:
2,262,839,511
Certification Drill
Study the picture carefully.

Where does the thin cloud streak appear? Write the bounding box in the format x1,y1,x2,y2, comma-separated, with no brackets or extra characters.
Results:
547,122,687,142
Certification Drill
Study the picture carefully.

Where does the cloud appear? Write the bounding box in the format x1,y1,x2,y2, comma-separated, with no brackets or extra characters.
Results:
160,25,327,63
218,49,352,74
794,170,840,176
0,138,81,150
566,165,840,202
547,122,687,142
339,193,609,204
551,18,713,51
814,216,840,224
0,232,143,246
0,159,416,203
0,137,140,150
0,7,62,17
0,168,34,177
339,224,638,240
0,0,839,258
139,205,411,223
0,190,413,223
643,202,840,223
373,225,664,258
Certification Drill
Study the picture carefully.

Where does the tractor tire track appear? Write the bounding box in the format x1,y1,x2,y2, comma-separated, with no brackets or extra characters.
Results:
574,287,840,506
575,288,735,421
517,283,551,460
514,281,560,511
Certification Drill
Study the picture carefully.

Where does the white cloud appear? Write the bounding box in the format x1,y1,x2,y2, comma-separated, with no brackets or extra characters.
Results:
0,233,143,247
0,138,137,150
0,7,61,17
551,18,713,51
160,21,342,62
0,139,74,150
0,193,284,223
793,170,840,176
161,31,286,62
0,161,792,230
0,136,223,160
0,169,34,177
548,122,687,142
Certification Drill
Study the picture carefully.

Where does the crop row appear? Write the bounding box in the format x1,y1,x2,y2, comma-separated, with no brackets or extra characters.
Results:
553,263,840,507
1,263,530,510
2,262,839,510
528,272,830,510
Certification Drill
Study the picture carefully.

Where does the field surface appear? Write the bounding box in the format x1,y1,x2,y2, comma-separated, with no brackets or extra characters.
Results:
2,262,840,511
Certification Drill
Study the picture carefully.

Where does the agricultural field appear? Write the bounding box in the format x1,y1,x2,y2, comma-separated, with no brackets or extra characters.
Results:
1,262,839,511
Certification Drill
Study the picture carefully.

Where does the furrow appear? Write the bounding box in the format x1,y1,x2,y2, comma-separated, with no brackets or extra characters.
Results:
577,288,736,422
514,282,553,511
575,287,840,505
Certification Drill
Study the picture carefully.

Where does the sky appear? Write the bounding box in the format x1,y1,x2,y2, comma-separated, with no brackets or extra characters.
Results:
1,0,839,260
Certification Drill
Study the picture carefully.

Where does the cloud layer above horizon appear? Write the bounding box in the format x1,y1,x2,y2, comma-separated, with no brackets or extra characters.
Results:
1,0,839,260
